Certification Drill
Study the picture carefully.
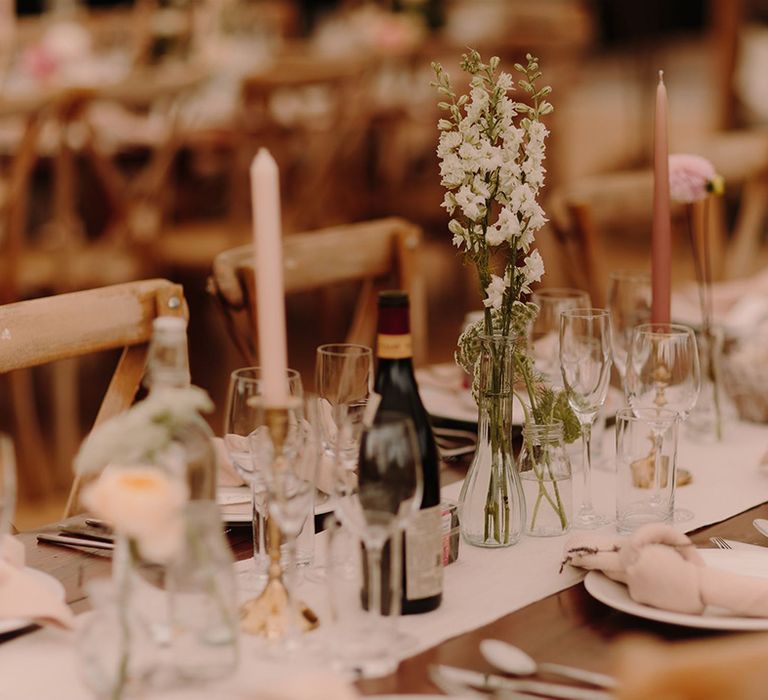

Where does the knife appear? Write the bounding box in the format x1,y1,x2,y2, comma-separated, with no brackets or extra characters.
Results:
37,533,114,551
431,665,614,700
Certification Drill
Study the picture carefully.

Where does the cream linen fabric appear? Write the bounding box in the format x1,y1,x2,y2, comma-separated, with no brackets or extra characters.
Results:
0,535,74,630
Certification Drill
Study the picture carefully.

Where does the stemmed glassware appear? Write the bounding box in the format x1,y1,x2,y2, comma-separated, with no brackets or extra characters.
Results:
223,367,303,582
0,434,16,541
530,288,591,387
607,272,652,385
249,395,320,647
333,413,423,652
316,344,372,468
559,308,613,529
624,323,701,522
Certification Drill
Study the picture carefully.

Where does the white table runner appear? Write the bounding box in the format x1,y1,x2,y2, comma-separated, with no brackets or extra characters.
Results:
2,420,768,698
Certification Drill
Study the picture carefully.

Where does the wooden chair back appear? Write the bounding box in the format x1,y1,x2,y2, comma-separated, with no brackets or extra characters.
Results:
546,130,768,304
545,170,663,307
233,52,376,231
0,279,187,516
208,217,428,367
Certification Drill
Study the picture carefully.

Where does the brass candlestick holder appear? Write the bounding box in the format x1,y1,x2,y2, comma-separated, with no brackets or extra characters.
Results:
240,405,319,638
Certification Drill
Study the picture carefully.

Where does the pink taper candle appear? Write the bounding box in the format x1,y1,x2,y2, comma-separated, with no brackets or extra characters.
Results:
651,70,672,325
250,149,289,406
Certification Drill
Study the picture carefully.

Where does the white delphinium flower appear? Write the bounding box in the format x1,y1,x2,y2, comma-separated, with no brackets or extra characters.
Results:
455,184,485,221
520,249,545,293
432,49,552,337
483,274,507,310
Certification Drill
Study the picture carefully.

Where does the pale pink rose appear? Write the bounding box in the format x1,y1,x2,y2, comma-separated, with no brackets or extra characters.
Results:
668,153,722,203
82,466,187,563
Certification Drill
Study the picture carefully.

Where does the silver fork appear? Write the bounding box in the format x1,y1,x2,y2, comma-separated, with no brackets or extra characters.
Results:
710,537,732,549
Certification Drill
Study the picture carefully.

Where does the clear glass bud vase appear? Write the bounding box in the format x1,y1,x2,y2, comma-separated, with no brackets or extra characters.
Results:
686,326,734,442
458,334,525,547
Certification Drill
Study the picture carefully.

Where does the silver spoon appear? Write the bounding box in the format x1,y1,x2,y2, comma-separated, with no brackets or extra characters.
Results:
753,519,768,538
480,639,617,689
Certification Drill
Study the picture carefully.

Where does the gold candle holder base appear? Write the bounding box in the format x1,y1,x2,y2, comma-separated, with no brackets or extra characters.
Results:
240,405,319,638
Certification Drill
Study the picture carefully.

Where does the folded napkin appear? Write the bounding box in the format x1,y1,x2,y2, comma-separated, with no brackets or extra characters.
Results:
562,524,768,617
213,436,247,487
0,535,74,630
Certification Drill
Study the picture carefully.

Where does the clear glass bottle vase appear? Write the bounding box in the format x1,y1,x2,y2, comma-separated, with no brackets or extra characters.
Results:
458,334,525,547
167,501,239,681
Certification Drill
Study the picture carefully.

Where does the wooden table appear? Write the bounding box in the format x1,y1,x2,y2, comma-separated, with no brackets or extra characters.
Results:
15,491,768,696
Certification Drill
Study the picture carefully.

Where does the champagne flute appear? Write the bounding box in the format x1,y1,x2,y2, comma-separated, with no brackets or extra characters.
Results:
625,323,701,522
530,288,591,387
315,344,372,468
334,413,423,648
223,367,303,582
559,308,613,529
0,435,17,543
607,272,651,385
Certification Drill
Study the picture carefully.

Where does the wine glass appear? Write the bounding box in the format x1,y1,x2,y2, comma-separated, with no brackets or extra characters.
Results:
248,395,319,648
530,288,591,387
315,344,372,468
0,434,17,543
223,367,303,583
625,323,701,522
607,272,651,385
559,308,613,529
333,413,423,650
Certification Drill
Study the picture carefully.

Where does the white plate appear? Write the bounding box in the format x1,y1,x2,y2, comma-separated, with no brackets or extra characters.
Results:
419,383,526,425
417,364,624,426
220,486,334,524
0,568,66,635
584,549,768,630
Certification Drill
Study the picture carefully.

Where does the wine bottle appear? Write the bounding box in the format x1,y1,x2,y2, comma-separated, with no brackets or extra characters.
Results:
372,290,443,614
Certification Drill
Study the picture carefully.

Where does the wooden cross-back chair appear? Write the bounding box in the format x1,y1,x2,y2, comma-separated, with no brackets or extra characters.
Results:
208,217,428,368
545,129,768,306
235,52,376,231
0,279,187,517
0,80,193,492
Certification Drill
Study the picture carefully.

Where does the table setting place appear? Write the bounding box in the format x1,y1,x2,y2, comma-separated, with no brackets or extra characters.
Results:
5,44,768,700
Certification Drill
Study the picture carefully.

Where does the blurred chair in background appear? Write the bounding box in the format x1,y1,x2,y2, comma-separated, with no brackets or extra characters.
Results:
208,217,428,371
0,279,186,514
544,127,768,306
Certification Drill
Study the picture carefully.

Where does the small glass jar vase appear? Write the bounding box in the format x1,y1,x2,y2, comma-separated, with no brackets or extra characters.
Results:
167,501,239,681
458,334,525,548
519,421,572,537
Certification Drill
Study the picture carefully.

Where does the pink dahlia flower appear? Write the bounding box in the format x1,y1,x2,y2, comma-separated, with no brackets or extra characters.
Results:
668,153,725,203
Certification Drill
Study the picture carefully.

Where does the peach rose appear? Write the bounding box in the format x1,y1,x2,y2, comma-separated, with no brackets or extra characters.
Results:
82,466,188,563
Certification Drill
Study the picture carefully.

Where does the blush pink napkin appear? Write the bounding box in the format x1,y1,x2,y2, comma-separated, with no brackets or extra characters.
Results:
0,535,74,630
563,524,768,617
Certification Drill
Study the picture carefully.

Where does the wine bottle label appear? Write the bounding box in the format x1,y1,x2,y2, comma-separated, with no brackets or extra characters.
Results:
377,333,413,359
405,505,443,600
